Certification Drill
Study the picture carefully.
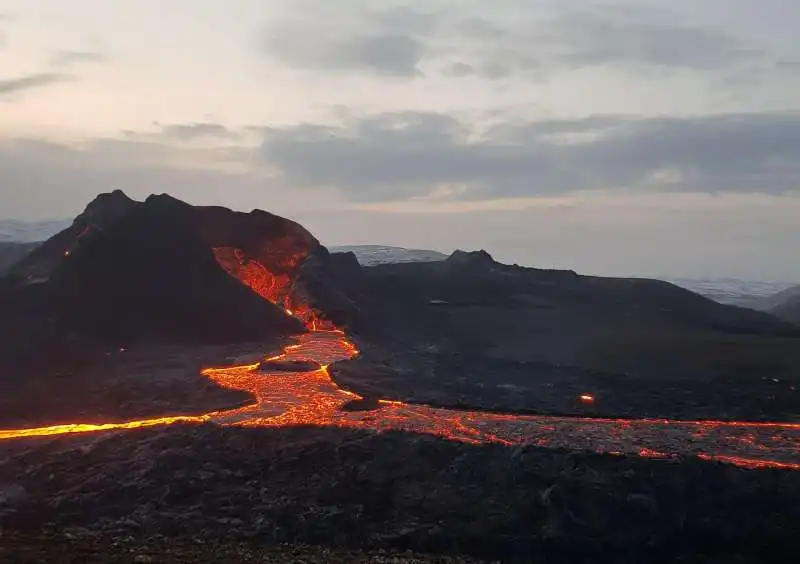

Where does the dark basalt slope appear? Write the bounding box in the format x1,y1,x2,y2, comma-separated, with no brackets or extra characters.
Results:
773,296,800,325
765,287,800,326
331,250,800,420
0,191,303,351
747,284,800,325
0,242,38,275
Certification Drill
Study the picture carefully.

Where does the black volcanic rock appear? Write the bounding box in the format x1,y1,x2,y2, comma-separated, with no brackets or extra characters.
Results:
6,190,139,285
188,200,358,328
2,425,799,562
0,242,37,275
329,251,362,277
258,359,321,373
332,252,800,420
0,193,302,350
0,190,360,425
772,296,800,325
0,189,368,411
445,249,496,268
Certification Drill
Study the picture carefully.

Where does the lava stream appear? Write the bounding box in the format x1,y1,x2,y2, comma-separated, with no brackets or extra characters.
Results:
0,330,798,471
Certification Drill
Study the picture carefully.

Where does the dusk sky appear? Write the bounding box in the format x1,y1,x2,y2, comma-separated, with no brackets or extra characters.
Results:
2,0,800,280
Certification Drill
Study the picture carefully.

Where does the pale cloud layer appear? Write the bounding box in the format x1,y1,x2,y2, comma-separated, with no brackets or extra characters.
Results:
1,0,799,280
258,111,800,201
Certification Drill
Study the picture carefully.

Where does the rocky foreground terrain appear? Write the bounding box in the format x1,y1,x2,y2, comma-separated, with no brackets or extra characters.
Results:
1,424,798,563
1,533,479,564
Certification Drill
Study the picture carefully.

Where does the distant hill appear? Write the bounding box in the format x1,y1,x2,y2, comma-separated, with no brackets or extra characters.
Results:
0,242,39,274
665,277,796,307
773,295,800,324
330,245,447,266
332,249,800,421
748,285,800,324
0,219,70,243
749,285,800,310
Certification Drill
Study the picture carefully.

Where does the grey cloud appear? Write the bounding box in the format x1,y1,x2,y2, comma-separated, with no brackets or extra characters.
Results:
540,9,755,70
0,12,11,50
49,50,107,68
455,17,508,42
0,136,268,219
453,8,758,80
158,122,241,141
777,61,800,73
442,61,474,78
0,45,101,99
259,111,800,201
262,3,758,82
264,29,427,78
120,122,242,143
261,5,438,78
479,58,518,80
0,72,72,96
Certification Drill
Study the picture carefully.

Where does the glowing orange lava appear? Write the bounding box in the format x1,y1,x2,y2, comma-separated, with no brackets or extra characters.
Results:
212,247,336,331
0,416,208,441
213,247,294,308
0,327,798,471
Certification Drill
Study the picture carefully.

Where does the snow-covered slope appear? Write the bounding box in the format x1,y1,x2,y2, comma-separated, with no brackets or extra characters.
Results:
330,245,447,266
665,277,796,307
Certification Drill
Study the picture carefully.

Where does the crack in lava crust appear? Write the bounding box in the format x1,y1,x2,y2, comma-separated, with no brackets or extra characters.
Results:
1,330,799,471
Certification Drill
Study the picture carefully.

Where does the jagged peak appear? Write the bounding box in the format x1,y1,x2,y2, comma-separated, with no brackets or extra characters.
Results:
143,192,194,211
81,189,135,212
75,189,138,229
445,249,496,266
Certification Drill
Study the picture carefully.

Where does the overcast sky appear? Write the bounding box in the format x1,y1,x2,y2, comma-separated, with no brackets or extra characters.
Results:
1,0,799,280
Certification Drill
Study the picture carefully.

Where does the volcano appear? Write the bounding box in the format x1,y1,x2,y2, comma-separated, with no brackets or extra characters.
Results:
0,190,361,347
0,191,354,425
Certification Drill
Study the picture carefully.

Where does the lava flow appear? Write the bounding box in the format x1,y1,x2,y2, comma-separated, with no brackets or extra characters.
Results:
211,246,335,331
1,328,798,471
0,246,797,469
204,332,800,470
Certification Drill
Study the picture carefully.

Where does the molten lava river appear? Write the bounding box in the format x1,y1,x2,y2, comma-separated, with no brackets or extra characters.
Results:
0,330,798,471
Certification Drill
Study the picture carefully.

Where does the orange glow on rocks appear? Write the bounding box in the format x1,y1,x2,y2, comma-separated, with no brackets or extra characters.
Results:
213,247,295,307
0,415,208,441
212,246,336,332
580,394,595,404
0,330,798,471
